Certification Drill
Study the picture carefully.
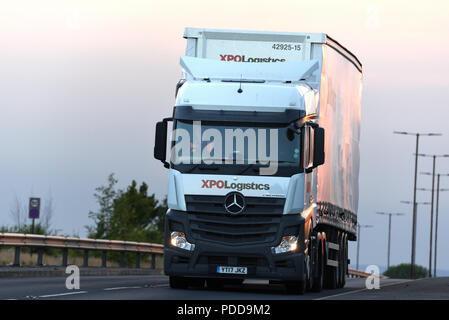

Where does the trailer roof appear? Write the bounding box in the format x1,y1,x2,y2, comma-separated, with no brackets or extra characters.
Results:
184,28,362,72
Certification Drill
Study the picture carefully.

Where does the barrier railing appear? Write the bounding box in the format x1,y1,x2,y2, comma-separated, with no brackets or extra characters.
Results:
0,233,164,269
348,268,386,278
1,233,386,278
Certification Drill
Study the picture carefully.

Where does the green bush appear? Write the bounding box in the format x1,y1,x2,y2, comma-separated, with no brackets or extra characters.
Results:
383,263,428,279
85,173,167,265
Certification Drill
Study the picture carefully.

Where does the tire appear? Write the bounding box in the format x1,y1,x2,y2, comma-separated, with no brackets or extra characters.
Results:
169,276,188,289
324,236,338,290
337,233,344,288
341,234,347,288
336,232,343,288
306,237,314,291
311,233,324,292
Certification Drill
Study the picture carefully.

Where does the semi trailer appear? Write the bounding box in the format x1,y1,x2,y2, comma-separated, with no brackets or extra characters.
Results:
154,28,362,294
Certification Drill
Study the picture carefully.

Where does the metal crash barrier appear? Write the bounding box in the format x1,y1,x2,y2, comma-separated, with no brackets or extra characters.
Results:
1,233,384,277
348,268,387,279
0,233,164,269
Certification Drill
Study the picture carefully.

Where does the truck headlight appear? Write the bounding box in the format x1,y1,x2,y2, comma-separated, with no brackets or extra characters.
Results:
272,236,298,254
170,231,195,251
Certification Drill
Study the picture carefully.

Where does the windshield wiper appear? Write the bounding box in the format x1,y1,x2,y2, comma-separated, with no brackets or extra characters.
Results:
186,163,219,173
238,164,260,175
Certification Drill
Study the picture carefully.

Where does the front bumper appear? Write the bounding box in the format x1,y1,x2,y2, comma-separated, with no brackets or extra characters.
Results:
164,209,305,281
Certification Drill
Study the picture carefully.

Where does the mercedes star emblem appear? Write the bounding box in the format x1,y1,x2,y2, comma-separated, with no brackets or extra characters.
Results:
224,192,246,214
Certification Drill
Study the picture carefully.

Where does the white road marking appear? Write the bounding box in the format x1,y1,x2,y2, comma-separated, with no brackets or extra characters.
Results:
103,286,142,291
149,284,169,288
315,279,414,300
39,291,88,298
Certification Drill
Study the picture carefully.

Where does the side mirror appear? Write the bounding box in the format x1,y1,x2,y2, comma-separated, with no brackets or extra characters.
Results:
154,118,172,168
313,127,325,167
303,125,325,173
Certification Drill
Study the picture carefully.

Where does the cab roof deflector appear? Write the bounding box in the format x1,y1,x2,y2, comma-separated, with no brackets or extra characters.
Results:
180,56,319,82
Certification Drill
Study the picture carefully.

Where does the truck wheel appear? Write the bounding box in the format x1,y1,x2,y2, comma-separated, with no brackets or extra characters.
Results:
311,233,324,292
340,234,347,288
336,232,343,288
306,250,314,291
337,233,344,288
324,237,338,289
169,276,188,289
306,236,314,291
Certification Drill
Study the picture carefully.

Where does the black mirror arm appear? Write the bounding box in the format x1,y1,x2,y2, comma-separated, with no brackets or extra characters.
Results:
162,117,173,168
154,117,173,169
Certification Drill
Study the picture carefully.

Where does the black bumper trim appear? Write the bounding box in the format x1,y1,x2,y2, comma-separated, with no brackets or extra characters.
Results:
164,209,306,281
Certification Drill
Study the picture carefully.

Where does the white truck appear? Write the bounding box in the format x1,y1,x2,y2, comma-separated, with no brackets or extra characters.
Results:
154,28,362,294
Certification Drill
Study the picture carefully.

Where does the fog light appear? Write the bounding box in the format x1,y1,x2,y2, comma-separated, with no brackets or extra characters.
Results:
170,231,195,251
272,236,298,254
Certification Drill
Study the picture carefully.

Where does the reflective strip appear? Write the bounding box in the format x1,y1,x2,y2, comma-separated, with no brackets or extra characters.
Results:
328,242,339,251
327,259,338,267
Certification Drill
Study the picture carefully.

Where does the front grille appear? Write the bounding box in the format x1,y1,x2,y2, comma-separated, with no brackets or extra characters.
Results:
185,195,285,245
185,195,285,215
188,212,281,245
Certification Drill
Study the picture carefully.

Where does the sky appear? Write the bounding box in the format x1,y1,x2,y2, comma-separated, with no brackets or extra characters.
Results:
1,0,449,272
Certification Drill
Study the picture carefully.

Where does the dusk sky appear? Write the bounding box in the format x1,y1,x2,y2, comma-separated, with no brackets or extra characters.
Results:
1,0,449,271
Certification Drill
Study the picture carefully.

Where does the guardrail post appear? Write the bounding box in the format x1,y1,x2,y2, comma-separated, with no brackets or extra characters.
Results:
120,252,125,268
101,251,107,268
62,248,68,267
135,253,140,269
36,248,43,266
151,253,156,270
13,247,21,267
83,249,89,267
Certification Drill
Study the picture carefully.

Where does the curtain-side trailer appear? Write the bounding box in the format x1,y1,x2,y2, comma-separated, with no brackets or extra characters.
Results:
154,28,362,294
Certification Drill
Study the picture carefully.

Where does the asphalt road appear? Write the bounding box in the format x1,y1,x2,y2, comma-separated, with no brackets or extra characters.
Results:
3,275,447,300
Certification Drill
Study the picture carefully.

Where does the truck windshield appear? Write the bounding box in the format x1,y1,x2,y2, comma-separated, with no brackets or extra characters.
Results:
171,120,301,176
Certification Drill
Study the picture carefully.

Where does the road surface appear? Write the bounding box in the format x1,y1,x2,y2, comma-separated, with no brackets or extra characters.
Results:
2,275,447,300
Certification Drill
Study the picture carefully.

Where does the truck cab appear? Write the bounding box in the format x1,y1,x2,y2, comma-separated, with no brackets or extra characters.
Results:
154,28,362,294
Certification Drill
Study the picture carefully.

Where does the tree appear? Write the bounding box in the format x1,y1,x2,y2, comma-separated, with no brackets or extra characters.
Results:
86,174,167,244
86,173,118,239
9,195,26,229
383,263,428,279
42,193,55,231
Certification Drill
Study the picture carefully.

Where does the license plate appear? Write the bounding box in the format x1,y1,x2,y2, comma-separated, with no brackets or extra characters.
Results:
216,266,247,275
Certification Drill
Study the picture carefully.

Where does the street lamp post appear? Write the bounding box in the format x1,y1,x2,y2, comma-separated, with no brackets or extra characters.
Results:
393,131,441,279
416,187,437,277
417,154,449,277
400,200,431,278
422,172,449,277
376,212,405,269
356,223,373,271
